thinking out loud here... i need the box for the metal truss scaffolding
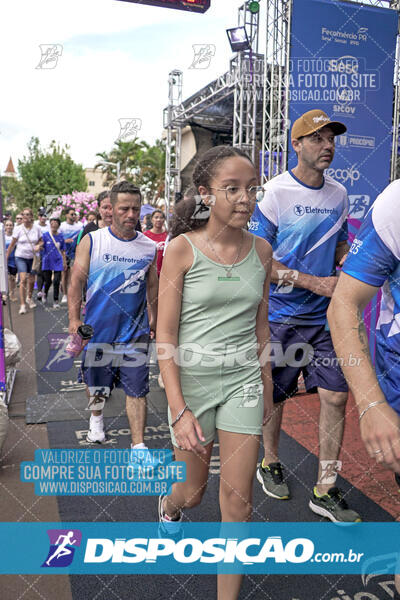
[164,70,183,218]
[163,2,264,211]
[261,0,292,184]
[164,0,400,209]
[232,3,263,163]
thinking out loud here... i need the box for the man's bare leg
[126,395,146,446]
[262,402,284,464]
[316,388,347,494]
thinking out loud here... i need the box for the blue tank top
[85,227,156,344]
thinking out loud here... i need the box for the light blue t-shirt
[250,170,348,325]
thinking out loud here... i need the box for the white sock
[91,414,103,423]
[131,442,147,449]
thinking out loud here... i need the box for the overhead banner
[288,0,398,348]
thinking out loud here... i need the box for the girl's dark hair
[171,146,254,238]
[192,145,253,191]
[169,197,205,240]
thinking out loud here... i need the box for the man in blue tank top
[68,181,158,447]
[251,109,361,522]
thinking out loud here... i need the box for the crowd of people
[3,199,168,313]
[5,107,400,599]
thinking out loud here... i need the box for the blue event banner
[289,0,398,230]
[0,522,399,575]
[20,449,185,496]
[288,0,398,354]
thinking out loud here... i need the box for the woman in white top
[6,207,42,314]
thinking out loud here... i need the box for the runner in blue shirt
[328,179,400,482]
[251,109,360,522]
[59,207,82,304]
[41,216,66,308]
[328,179,400,597]
[4,219,17,301]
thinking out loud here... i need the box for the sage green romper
[168,233,267,446]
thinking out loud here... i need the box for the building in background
[84,167,108,196]
[3,157,16,179]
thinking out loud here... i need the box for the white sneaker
[19,304,27,315]
[86,417,106,443]
[26,297,37,309]
[53,302,60,309]
[61,295,68,304]
[41,294,47,304]
[37,291,42,300]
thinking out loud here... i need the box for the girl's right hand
[173,410,206,454]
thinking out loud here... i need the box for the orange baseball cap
[291,109,347,141]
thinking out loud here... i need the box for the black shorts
[8,266,17,277]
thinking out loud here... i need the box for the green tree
[18,137,87,211]
[95,138,166,202]
[95,139,145,184]
[1,177,26,214]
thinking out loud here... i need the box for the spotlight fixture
[226,26,251,52]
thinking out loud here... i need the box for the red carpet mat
[282,391,400,520]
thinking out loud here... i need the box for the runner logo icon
[42,529,82,568]
[103,253,112,263]
[294,205,305,216]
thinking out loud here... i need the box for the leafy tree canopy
[17,137,87,212]
[95,138,166,203]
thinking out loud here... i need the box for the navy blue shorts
[269,322,348,403]
[78,342,150,399]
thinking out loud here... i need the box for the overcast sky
[1,0,250,173]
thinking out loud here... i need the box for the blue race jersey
[85,227,156,345]
[343,179,400,359]
[250,170,348,325]
[59,221,82,259]
[5,235,16,268]
[41,232,65,271]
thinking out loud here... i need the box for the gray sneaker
[256,461,290,500]
[309,487,362,522]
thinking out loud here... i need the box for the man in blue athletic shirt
[68,181,158,448]
[251,109,361,522]
[59,207,82,304]
[328,180,400,595]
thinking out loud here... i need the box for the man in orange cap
[251,109,361,522]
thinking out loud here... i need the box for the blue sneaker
[128,446,162,480]
[158,493,183,540]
